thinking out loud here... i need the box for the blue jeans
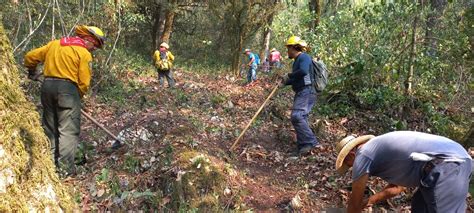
[270,61,281,71]
[247,64,257,83]
[291,86,318,149]
[411,160,472,212]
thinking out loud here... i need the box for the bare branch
[14,0,53,53]
[68,0,86,36]
[54,0,67,36]
[105,6,123,67]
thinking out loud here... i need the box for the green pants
[41,79,81,175]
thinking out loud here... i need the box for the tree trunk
[309,0,321,30]
[405,12,418,96]
[0,22,74,210]
[262,28,271,61]
[158,9,166,40]
[232,34,245,76]
[261,13,274,61]
[151,5,162,52]
[160,2,176,44]
[425,0,446,56]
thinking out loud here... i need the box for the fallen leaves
[72,69,417,212]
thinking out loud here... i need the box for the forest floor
[55,68,472,212]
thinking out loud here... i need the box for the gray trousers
[411,159,472,212]
[41,79,81,175]
[157,69,175,87]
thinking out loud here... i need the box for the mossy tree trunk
[0,23,75,210]
[160,0,177,44]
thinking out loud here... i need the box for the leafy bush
[275,2,471,136]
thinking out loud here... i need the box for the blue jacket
[285,52,312,92]
[248,53,258,66]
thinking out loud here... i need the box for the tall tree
[261,0,281,61]
[161,0,178,43]
[261,14,273,61]
[425,0,446,56]
[0,22,74,211]
[405,15,417,96]
[406,0,424,96]
[151,4,165,51]
[309,0,321,30]
[211,0,282,75]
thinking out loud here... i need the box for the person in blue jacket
[281,36,319,155]
[244,49,258,85]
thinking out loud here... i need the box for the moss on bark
[0,22,75,210]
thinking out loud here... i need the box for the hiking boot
[298,145,314,156]
[298,144,321,156]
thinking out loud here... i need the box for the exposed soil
[49,68,472,212]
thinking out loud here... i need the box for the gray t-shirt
[352,131,471,187]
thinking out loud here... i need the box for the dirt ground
[56,68,472,212]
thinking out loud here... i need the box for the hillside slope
[30,67,471,211]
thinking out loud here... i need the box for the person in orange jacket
[24,25,105,177]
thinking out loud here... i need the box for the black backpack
[310,58,328,92]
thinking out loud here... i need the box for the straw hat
[335,135,375,175]
[271,48,277,52]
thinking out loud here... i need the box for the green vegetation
[1,0,472,211]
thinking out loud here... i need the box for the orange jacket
[24,37,93,97]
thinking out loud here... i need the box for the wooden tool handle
[230,84,280,151]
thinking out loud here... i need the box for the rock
[96,189,105,197]
[0,168,15,193]
[309,181,318,188]
[289,194,302,210]
[137,128,152,142]
[270,151,284,162]
[287,156,299,162]
[117,127,153,143]
[0,145,5,158]
[226,100,234,109]
[224,188,232,196]
[142,161,151,170]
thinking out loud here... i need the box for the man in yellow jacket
[24,25,105,176]
[153,42,175,87]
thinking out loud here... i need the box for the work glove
[280,74,289,87]
[27,69,40,81]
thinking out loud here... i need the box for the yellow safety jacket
[24,37,93,97]
[153,50,174,71]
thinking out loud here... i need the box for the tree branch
[67,0,86,36]
[54,0,67,36]
[14,0,52,53]
[105,6,122,67]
